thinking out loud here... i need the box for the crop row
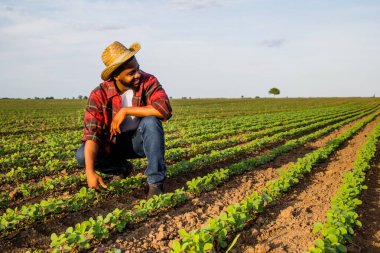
[0,103,324,152]
[165,104,379,149]
[0,114,83,135]
[0,107,333,170]
[0,109,358,207]
[0,131,82,168]
[47,111,379,252]
[174,103,373,139]
[3,101,377,157]
[1,108,371,234]
[308,121,380,253]
[0,108,315,166]
[0,175,147,235]
[163,106,373,165]
[2,105,369,212]
[2,104,371,187]
[2,102,368,164]
[1,100,378,138]
[166,108,376,178]
[169,112,379,252]
[0,173,87,209]
[0,158,78,184]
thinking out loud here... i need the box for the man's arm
[82,90,108,191]
[84,140,107,191]
[145,79,172,121]
[110,105,163,136]
[111,76,172,136]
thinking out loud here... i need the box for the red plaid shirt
[81,71,172,152]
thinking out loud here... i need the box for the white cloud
[0,0,380,98]
[169,0,228,10]
[259,39,286,48]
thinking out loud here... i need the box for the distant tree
[78,95,83,99]
[269,87,280,97]
[34,97,40,99]
[83,96,88,99]
[241,95,244,98]
[45,96,54,99]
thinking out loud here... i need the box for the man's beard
[120,79,139,90]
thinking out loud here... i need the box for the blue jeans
[75,116,167,185]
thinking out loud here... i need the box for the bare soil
[349,142,380,253]
[230,118,379,253]
[0,116,378,252]
[101,117,378,252]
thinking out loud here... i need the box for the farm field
[0,97,379,253]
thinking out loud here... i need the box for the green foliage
[170,111,379,252]
[308,121,380,253]
[269,87,280,96]
[49,189,189,252]
[1,99,379,251]
[45,109,379,252]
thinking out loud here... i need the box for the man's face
[114,57,141,90]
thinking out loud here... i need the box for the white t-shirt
[119,89,141,132]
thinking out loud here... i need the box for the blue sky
[0,0,379,98]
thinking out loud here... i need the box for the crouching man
[75,41,172,199]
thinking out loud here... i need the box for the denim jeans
[75,116,167,185]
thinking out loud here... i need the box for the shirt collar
[104,80,119,99]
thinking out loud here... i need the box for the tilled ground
[0,116,379,252]
[102,117,378,252]
[349,142,380,253]
[230,117,379,253]
[0,130,303,251]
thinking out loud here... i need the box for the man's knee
[140,116,163,132]
[74,143,85,167]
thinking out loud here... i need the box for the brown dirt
[0,121,315,211]
[230,118,379,253]
[0,170,87,212]
[101,117,378,252]
[0,128,302,251]
[0,120,302,194]
[349,142,380,253]
[0,115,376,252]
[0,193,146,252]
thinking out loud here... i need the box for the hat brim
[101,42,141,81]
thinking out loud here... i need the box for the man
[75,41,172,199]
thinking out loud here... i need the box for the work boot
[147,184,164,199]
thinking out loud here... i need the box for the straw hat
[101,41,141,81]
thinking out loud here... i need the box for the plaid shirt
[81,70,172,152]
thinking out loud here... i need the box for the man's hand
[86,171,107,192]
[110,108,127,137]
[84,140,105,191]
[110,105,164,138]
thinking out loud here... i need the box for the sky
[0,0,379,98]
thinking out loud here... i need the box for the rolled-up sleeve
[82,92,105,143]
[146,80,172,121]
